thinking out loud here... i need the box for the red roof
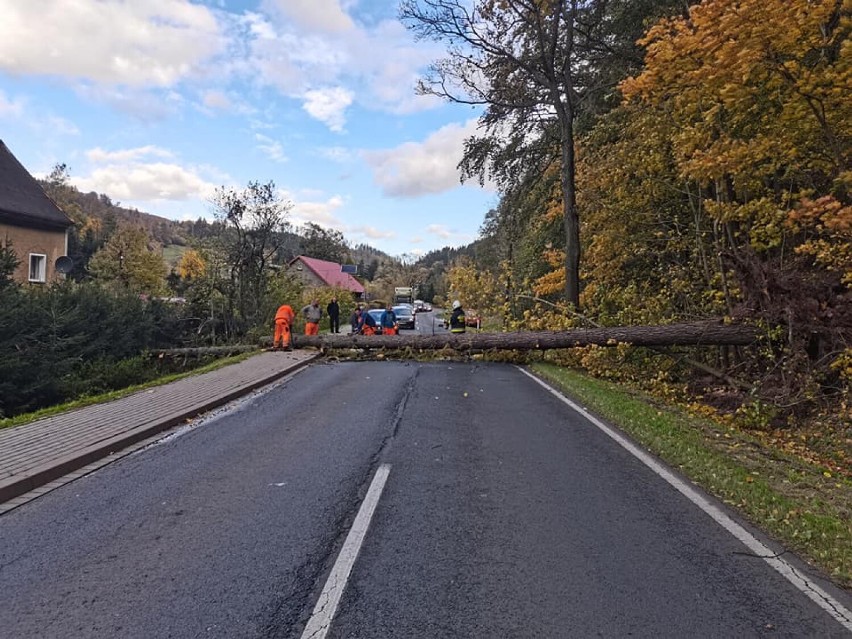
[292,256,365,294]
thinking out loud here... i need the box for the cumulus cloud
[243,7,442,118]
[0,1,225,88]
[73,146,218,202]
[290,194,345,228]
[302,87,353,132]
[364,119,484,197]
[264,0,355,33]
[74,163,217,201]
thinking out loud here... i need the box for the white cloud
[290,194,345,227]
[202,90,233,111]
[351,226,396,240]
[426,224,453,239]
[87,146,173,164]
[243,9,443,117]
[364,119,485,197]
[0,1,225,88]
[73,150,218,202]
[265,0,355,33]
[255,134,287,163]
[302,87,353,132]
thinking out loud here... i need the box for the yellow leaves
[177,248,206,280]
[445,261,501,318]
[532,267,565,297]
[787,196,852,281]
[624,0,850,184]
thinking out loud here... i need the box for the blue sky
[0,0,497,258]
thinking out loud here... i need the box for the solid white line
[300,463,392,639]
[518,367,852,633]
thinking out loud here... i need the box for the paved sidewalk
[0,350,318,510]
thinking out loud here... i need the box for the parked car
[435,313,447,329]
[392,305,416,330]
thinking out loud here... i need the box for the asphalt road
[1,362,849,638]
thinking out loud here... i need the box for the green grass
[530,362,852,589]
[161,244,188,268]
[0,350,260,430]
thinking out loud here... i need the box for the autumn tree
[88,227,167,294]
[177,248,206,280]
[402,0,695,308]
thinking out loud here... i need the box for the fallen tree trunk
[293,321,758,351]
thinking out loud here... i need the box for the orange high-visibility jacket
[275,304,295,324]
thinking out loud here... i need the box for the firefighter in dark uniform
[449,299,466,334]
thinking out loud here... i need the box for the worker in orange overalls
[380,304,398,335]
[357,307,378,335]
[273,303,295,350]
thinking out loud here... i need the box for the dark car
[392,305,416,330]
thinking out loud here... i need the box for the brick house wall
[1,221,69,284]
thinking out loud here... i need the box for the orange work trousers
[273,320,291,348]
[360,325,376,336]
[305,321,319,336]
[383,326,398,335]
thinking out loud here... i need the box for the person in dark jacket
[349,306,362,334]
[449,299,466,333]
[327,297,340,333]
[380,304,398,335]
[358,307,378,335]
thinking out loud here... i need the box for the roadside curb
[0,352,320,505]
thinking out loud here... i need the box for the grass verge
[0,350,260,431]
[530,362,852,591]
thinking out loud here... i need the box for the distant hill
[37,179,393,273]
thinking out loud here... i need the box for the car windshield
[367,310,384,322]
[393,306,413,317]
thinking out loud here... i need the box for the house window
[28,253,46,283]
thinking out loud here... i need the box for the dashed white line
[301,463,391,639]
[518,367,852,633]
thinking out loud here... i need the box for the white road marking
[519,367,852,633]
[300,463,392,639]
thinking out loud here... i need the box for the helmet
[452,300,461,309]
